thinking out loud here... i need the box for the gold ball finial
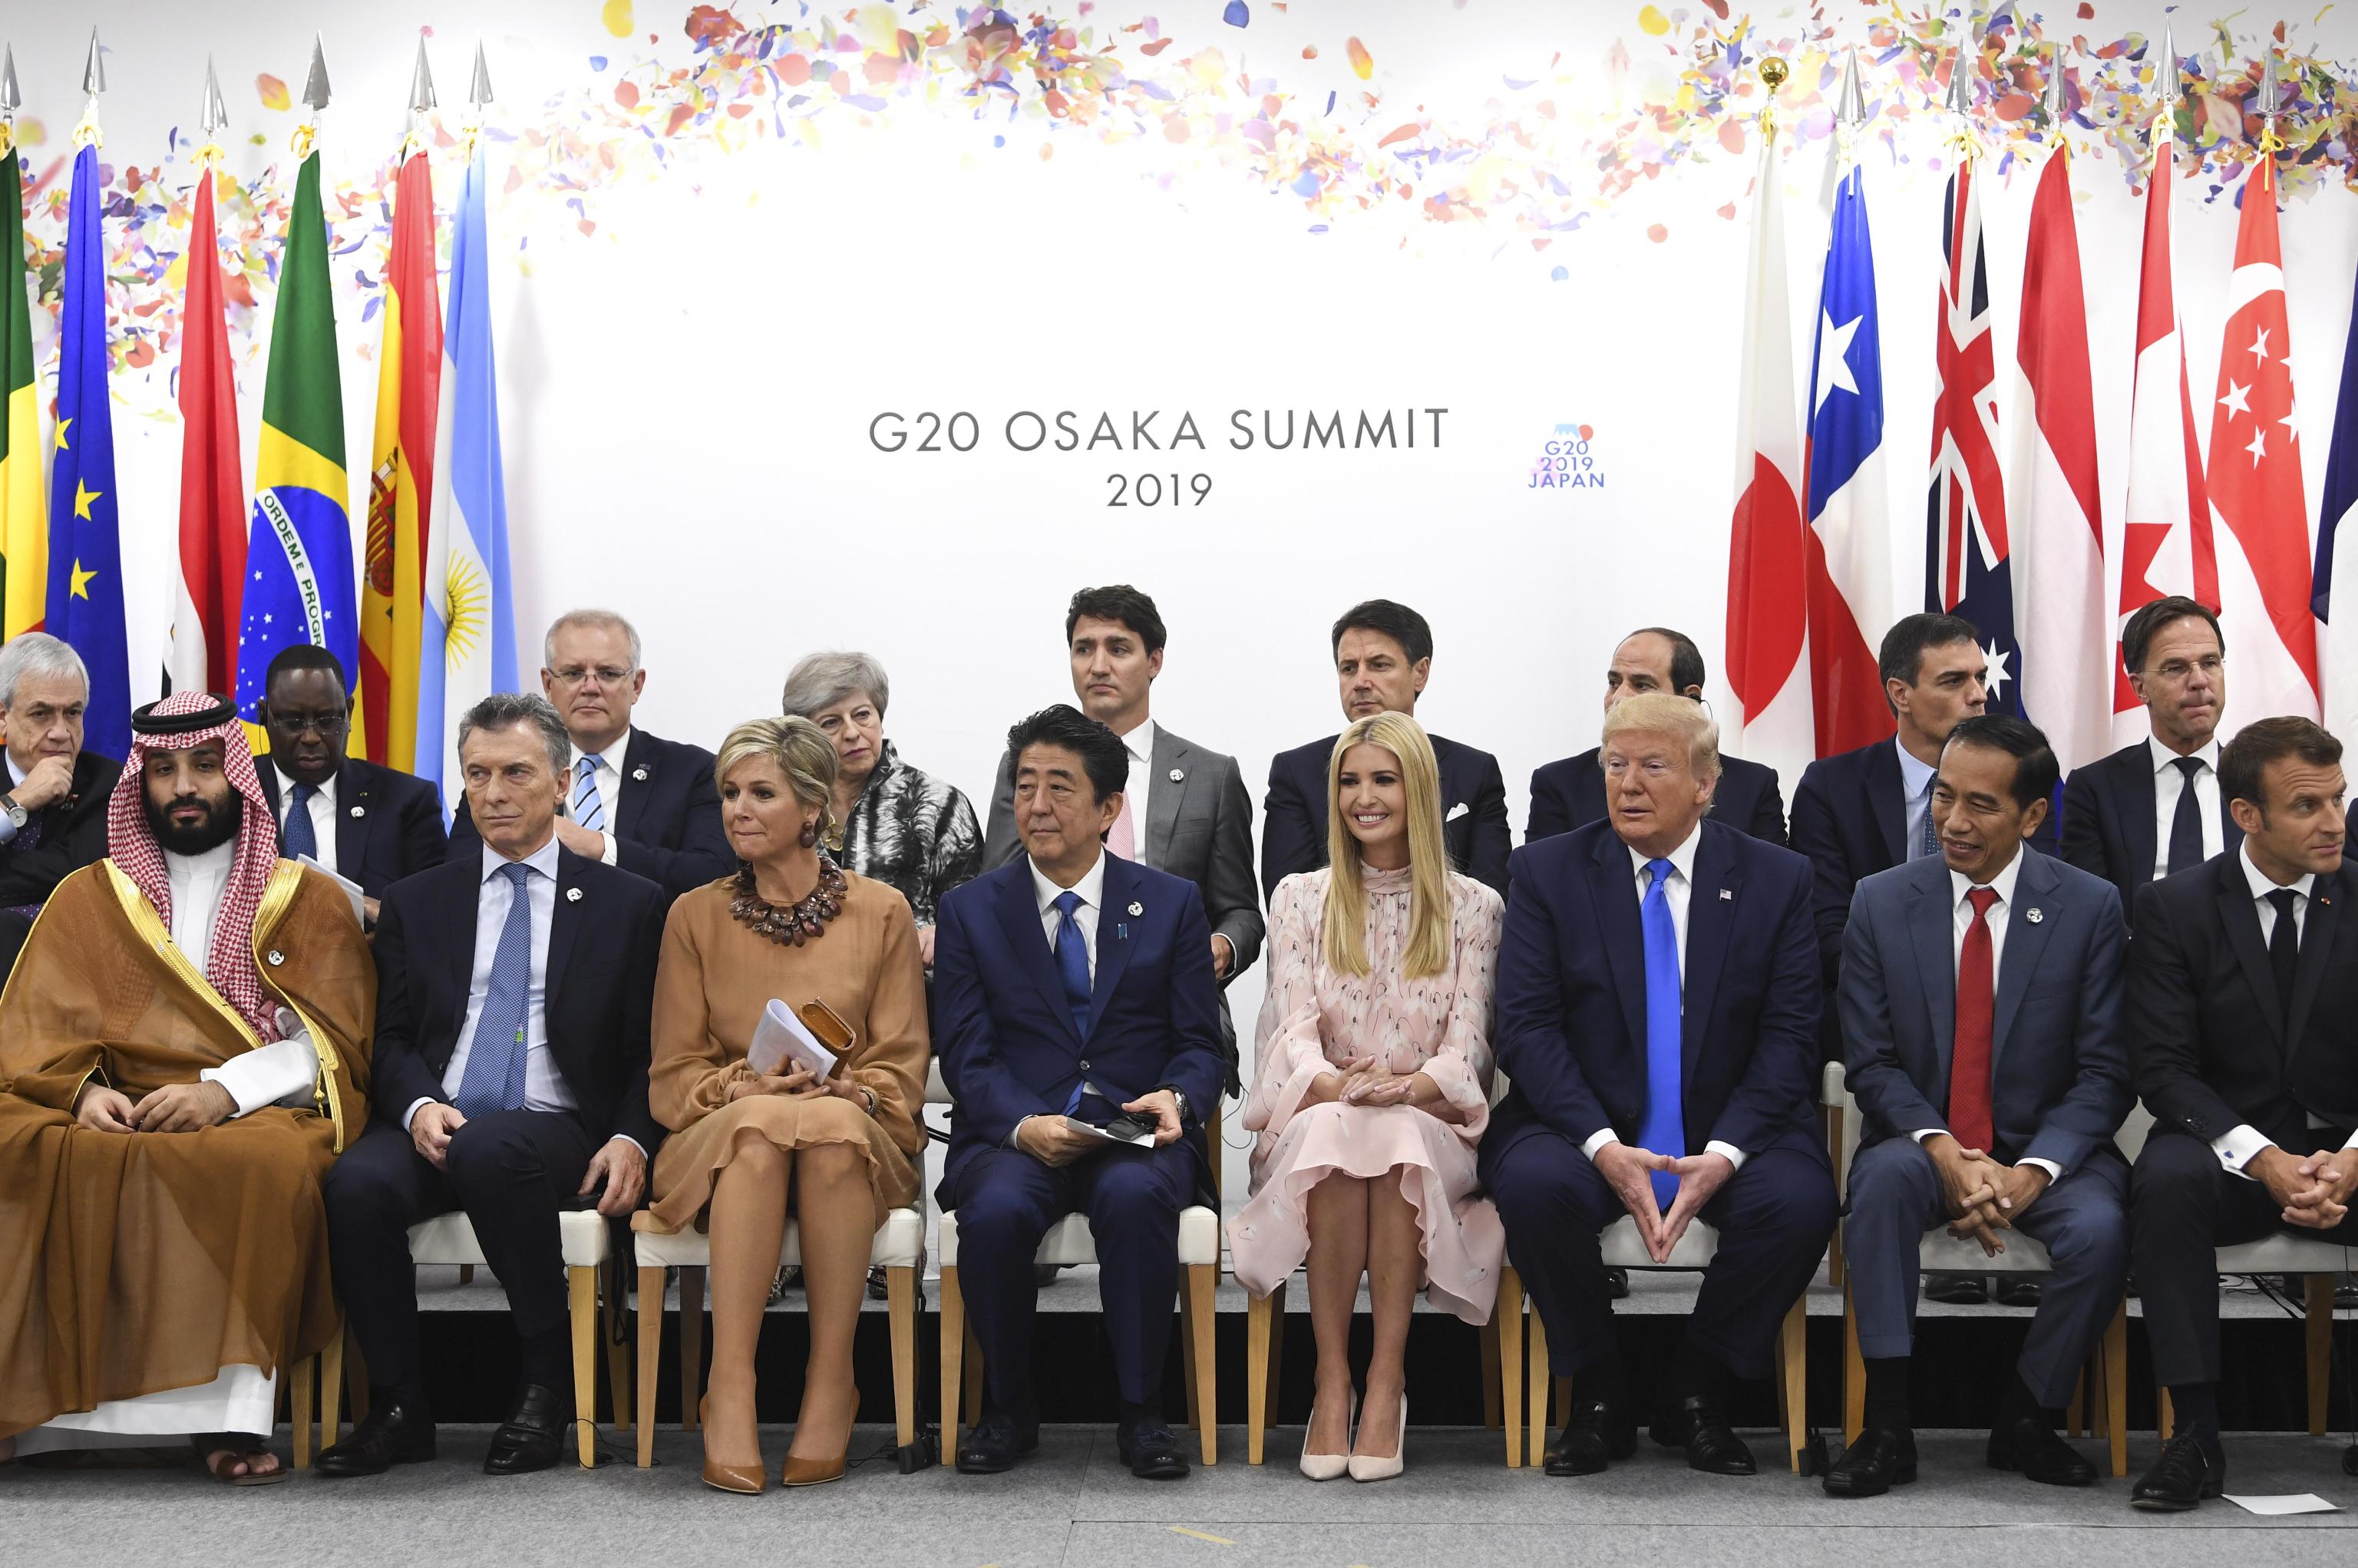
[1761,54,1789,91]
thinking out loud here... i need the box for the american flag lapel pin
[1719,889,1732,900]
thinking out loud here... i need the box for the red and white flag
[1723,131,1811,777]
[2009,147,2109,772]
[2115,124,2217,740]
[2205,158,2320,726]
[167,161,246,698]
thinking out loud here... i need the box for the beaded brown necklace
[728,853,848,946]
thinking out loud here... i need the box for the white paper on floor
[2222,1494,2341,1516]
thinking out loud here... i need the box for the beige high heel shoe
[1300,1388,1356,1481]
[699,1398,766,1495]
[1347,1393,1406,1483]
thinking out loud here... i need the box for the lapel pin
[1128,901,1144,916]
[2025,908,2043,924]
[266,949,285,966]
[1168,767,1184,783]
[566,886,583,903]
[632,765,649,781]
[1719,889,1732,900]
[350,804,365,818]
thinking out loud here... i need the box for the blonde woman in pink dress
[1228,712,1504,1482]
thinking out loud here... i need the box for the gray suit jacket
[1835,847,2130,1174]
[984,722,1264,1084]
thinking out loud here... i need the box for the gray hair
[0,633,91,711]
[543,609,642,673]
[781,650,891,721]
[457,692,572,777]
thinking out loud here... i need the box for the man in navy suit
[1826,715,2130,1497]
[935,705,1225,1481]
[1527,626,1785,846]
[1481,692,1836,1477]
[254,645,447,926]
[449,609,730,901]
[1262,598,1511,899]
[2059,596,2237,919]
[317,693,666,1481]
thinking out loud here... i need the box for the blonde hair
[713,715,841,844]
[1320,712,1453,979]
[1600,690,1722,785]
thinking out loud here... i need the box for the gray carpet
[3,1429,2349,1565]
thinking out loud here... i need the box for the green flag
[1,134,43,639]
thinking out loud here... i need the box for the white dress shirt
[174,837,322,1116]
[2211,843,2356,1177]
[567,726,632,866]
[1112,718,1156,857]
[270,761,339,876]
[1031,849,1108,981]
[1901,851,2062,1178]
[0,752,25,844]
[2148,736,2224,881]
[1897,738,1938,861]
[1580,823,1748,1169]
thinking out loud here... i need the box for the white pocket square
[1446,802,1470,822]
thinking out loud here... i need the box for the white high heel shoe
[1300,1390,1356,1481]
[1348,1393,1406,1483]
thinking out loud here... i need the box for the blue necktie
[454,863,535,1117]
[1636,857,1686,1210]
[573,755,606,833]
[280,781,319,862]
[1914,774,1939,860]
[1052,890,1093,1112]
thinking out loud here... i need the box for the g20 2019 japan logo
[1529,423,1603,491]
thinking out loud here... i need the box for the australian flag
[1924,160,2017,716]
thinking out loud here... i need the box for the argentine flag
[417,146,517,804]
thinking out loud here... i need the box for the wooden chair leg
[320,1328,345,1451]
[938,1263,964,1467]
[1187,1263,1217,1465]
[289,1356,315,1471]
[602,1272,632,1433]
[678,1266,705,1433]
[1481,1315,1504,1430]
[1498,1268,1524,1469]
[569,1266,598,1468]
[1778,1296,1808,1474]
[1181,1276,1203,1435]
[888,1266,917,1450]
[458,1265,475,1286]
[2103,1300,2128,1478]
[2157,1385,2174,1442]
[1246,1287,1274,1465]
[2307,1274,2334,1436]
[635,1266,663,1469]
[1841,1278,1864,1445]
[1526,1297,1551,1467]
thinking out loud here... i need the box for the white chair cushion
[938,1205,1219,1269]
[630,1205,924,1270]
[1598,1214,1719,1269]
[409,1210,609,1269]
[1914,1228,2054,1275]
[2216,1233,2355,1273]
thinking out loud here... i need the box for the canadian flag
[2205,157,2320,726]
[2114,121,2218,743]
[1723,130,1811,778]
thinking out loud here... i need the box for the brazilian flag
[0,131,41,640]
[234,147,355,730]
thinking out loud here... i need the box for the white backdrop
[11,2,2358,1188]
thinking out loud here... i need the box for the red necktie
[1949,886,1998,1154]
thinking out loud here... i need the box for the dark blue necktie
[2166,757,2206,875]
[1052,890,1095,1115]
[1636,857,1686,1209]
[1914,774,1939,860]
[454,863,535,1117]
[280,782,319,861]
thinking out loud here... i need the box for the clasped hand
[1593,1141,1735,1263]
[2253,1146,2356,1229]
[1015,1089,1184,1167]
[1310,1055,1439,1111]
[726,1063,867,1106]
[75,1081,236,1134]
[1925,1135,2049,1256]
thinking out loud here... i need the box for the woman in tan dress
[648,717,927,1494]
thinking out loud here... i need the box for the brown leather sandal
[190,1434,289,1486]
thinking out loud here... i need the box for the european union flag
[46,143,130,760]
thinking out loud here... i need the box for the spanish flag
[358,138,440,767]
[233,147,358,739]
[0,130,41,641]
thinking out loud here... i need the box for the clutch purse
[798,998,856,1071]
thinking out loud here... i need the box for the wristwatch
[0,793,25,834]
[1156,1085,1192,1127]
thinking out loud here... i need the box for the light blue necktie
[279,782,319,862]
[573,754,606,833]
[1636,857,1686,1210]
[453,863,535,1117]
[1052,890,1093,1114]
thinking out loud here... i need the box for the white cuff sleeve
[401,1096,439,1134]
[2019,1157,2065,1181]
[599,830,619,866]
[2212,1124,2275,1179]
[200,1031,322,1117]
[1580,1129,1617,1160]
[1910,1127,1947,1144]
[0,813,18,846]
[1702,1139,1748,1172]
[609,1134,647,1159]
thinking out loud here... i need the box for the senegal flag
[0,132,42,639]
[234,147,357,738]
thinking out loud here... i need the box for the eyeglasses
[549,665,637,688]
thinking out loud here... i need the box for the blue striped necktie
[279,782,319,861]
[454,862,535,1117]
[573,754,606,833]
[1636,857,1686,1209]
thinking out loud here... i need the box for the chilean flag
[2205,157,2320,726]
[1723,130,1811,777]
[1802,165,1897,756]
[1924,159,2018,715]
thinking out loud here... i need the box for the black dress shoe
[1821,1427,1916,1497]
[2131,1432,2224,1511]
[483,1384,567,1475]
[1605,1268,1630,1300]
[1924,1276,1988,1305]
[1993,1278,2043,1308]
[1116,1421,1191,1480]
[955,1416,1040,1474]
[1986,1413,2097,1486]
[1543,1396,1638,1476]
[1650,1394,1757,1475]
[312,1397,437,1478]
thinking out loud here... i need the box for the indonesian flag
[2204,157,2320,726]
[2115,123,2217,741]
[1722,130,1811,777]
[167,162,246,698]
[2008,147,2109,772]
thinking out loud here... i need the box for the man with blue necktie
[933,705,1225,1481]
[1483,692,1835,1477]
[316,693,667,1480]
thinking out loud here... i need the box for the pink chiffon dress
[1226,863,1505,1322]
